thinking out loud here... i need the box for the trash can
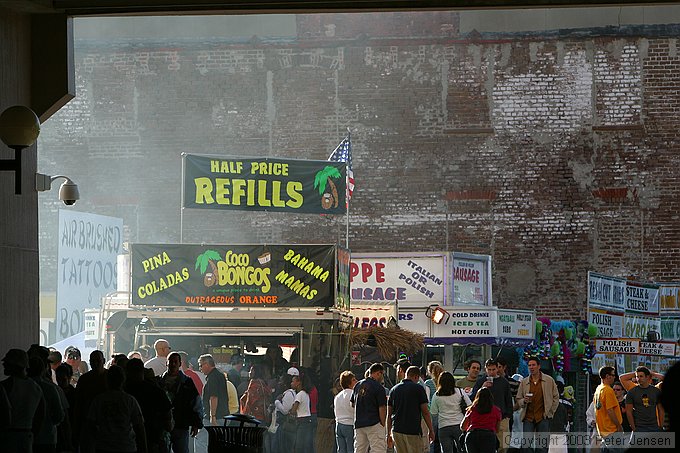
[205,414,267,453]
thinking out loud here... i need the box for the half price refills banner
[183,154,347,214]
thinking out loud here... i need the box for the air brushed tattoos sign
[56,210,123,341]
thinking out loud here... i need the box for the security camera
[36,173,80,205]
[58,179,80,205]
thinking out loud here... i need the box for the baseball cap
[511,373,523,382]
[394,358,411,370]
[287,367,300,376]
[65,346,81,359]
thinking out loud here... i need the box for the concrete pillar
[0,9,73,354]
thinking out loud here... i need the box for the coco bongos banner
[131,243,337,308]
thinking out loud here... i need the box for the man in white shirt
[145,339,171,376]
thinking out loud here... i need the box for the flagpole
[346,128,351,250]
[180,152,186,244]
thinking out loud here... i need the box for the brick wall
[38,13,680,319]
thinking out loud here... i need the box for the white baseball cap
[287,367,300,376]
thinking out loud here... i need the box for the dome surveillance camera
[36,173,80,205]
[58,179,79,206]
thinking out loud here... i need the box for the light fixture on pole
[36,173,80,205]
[0,106,41,194]
[426,304,450,325]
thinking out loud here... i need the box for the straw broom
[346,326,424,360]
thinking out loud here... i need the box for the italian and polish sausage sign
[131,243,337,307]
[350,254,446,306]
[183,154,347,214]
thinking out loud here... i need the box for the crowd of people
[1,342,678,453]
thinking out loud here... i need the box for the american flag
[328,135,354,203]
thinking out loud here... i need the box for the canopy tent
[48,331,97,360]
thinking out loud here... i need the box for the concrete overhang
[2,0,678,16]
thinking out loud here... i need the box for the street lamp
[0,106,41,194]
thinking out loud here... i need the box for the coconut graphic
[314,166,341,210]
[204,272,216,287]
[195,250,223,287]
[321,193,333,209]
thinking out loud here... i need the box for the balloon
[550,341,561,357]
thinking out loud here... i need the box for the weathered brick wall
[38,13,680,319]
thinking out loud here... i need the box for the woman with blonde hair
[425,361,445,453]
[430,372,471,453]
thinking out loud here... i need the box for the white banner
[497,309,535,339]
[431,307,497,338]
[83,309,100,342]
[350,254,446,306]
[625,280,660,315]
[638,341,677,357]
[396,307,431,335]
[623,314,661,340]
[594,338,640,354]
[588,272,626,312]
[453,256,488,305]
[594,338,676,356]
[349,302,396,329]
[589,308,624,338]
[56,210,124,341]
[659,284,680,314]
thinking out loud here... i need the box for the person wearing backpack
[430,372,471,453]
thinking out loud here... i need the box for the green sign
[131,243,338,308]
[183,154,347,214]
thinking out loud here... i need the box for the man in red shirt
[179,351,204,395]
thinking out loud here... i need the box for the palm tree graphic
[314,166,341,209]
[195,250,222,287]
